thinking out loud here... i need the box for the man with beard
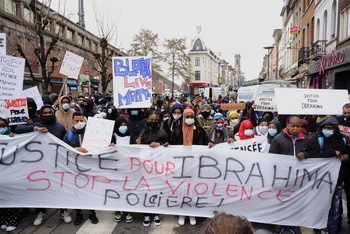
[15,104,71,226]
[336,103,350,232]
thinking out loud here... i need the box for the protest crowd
[1,90,350,234]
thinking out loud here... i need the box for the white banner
[112,56,152,108]
[59,51,84,79]
[0,55,25,117]
[275,88,349,115]
[0,133,340,229]
[0,33,6,55]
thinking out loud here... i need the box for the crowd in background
[0,91,350,234]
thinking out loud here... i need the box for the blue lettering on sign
[118,88,151,107]
[114,58,152,78]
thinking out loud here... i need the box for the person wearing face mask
[307,116,348,234]
[233,119,255,141]
[169,108,207,226]
[55,96,75,132]
[336,103,350,232]
[62,111,98,226]
[136,110,168,227]
[208,113,231,148]
[15,105,71,226]
[126,108,146,144]
[81,98,98,118]
[162,103,184,140]
[267,119,282,144]
[196,104,214,128]
[254,118,269,137]
[26,97,41,123]
[105,102,119,120]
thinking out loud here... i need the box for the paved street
[2,199,348,234]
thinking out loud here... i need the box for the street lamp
[263,46,274,81]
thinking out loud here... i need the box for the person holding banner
[234,119,255,141]
[62,111,99,225]
[169,108,207,226]
[266,119,282,144]
[163,103,184,141]
[126,108,147,144]
[136,110,168,227]
[308,116,348,234]
[253,118,269,137]
[268,116,310,234]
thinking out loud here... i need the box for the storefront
[308,46,350,92]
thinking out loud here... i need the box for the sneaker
[89,211,99,224]
[289,226,302,234]
[1,225,6,230]
[6,226,16,232]
[114,211,122,222]
[60,210,72,223]
[272,225,284,234]
[153,215,161,226]
[178,216,185,226]
[189,216,196,226]
[143,215,151,227]
[33,212,45,226]
[125,213,133,223]
[74,213,83,226]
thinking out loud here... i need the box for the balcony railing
[309,40,327,60]
[298,47,309,63]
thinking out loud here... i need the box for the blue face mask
[0,127,8,135]
[119,126,128,134]
[268,128,278,137]
[185,118,195,126]
[62,103,70,111]
[130,110,139,116]
[231,119,239,125]
[215,124,224,131]
[244,129,253,136]
[322,129,334,138]
[108,109,112,114]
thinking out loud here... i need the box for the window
[77,34,83,45]
[323,10,328,41]
[4,0,16,15]
[23,7,34,23]
[85,38,90,48]
[66,29,73,40]
[340,7,350,40]
[195,71,200,80]
[91,42,97,52]
[195,57,200,66]
[316,19,320,40]
[331,0,337,39]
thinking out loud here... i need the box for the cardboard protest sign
[81,117,115,150]
[59,51,84,79]
[4,97,28,125]
[220,103,246,110]
[275,88,348,115]
[0,133,340,229]
[112,56,152,108]
[0,55,25,117]
[22,86,44,110]
[0,33,6,55]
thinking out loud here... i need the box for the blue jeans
[328,185,342,234]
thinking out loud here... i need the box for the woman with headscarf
[169,108,207,226]
[162,103,184,140]
[254,117,269,137]
[234,119,255,141]
[267,119,282,144]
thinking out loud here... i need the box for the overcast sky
[53,0,284,81]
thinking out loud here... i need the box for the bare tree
[127,28,163,72]
[163,38,192,97]
[8,0,65,94]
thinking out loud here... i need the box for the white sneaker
[1,225,6,230]
[61,210,72,223]
[33,212,45,226]
[178,216,185,226]
[6,226,16,232]
[189,216,196,226]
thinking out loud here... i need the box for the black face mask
[147,122,158,129]
[201,111,210,118]
[41,115,55,123]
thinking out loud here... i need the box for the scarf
[182,109,195,146]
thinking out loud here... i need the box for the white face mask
[258,126,268,134]
[74,122,86,130]
[100,112,107,118]
[185,118,195,126]
[172,113,182,120]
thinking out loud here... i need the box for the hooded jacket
[55,95,75,132]
[82,98,98,118]
[163,103,184,138]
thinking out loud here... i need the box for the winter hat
[229,111,239,119]
[213,113,224,122]
[200,104,211,111]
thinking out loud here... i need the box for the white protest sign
[112,56,152,108]
[254,85,278,112]
[275,88,349,115]
[0,55,25,117]
[0,33,6,55]
[237,85,259,103]
[0,132,339,229]
[59,51,84,79]
[22,86,44,110]
[81,117,115,150]
[4,97,28,125]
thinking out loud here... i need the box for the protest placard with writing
[0,55,25,117]
[3,97,28,125]
[81,117,115,150]
[59,51,84,79]
[22,86,44,110]
[112,56,152,108]
[0,33,6,55]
